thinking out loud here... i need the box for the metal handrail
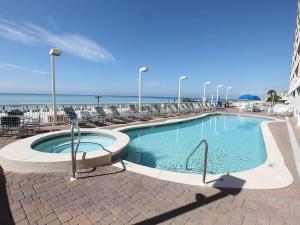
[185,139,208,183]
[70,121,81,181]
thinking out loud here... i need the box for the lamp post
[225,86,232,102]
[138,66,149,118]
[203,81,211,102]
[216,84,223,103]
[49,48,62,125]
[178,75,188,109]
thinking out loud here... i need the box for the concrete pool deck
[0,109,300,224]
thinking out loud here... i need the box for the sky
[0,0,297,99]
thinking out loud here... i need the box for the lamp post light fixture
[203,81,211,102]
[138,66,149,119]
[225,86,232,102]
[49,48,62,125]
[178,75,188,109]
[216,84,223,103]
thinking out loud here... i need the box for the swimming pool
[32,133,116,153]
[122,114,270,174]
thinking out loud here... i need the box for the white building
[288,0,300,110]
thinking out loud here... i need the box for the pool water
[122,115,270,174]
[32,133,115,153]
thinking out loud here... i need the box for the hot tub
[0,128,129,173]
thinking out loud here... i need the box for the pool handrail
[70,121,81,181]
[185,139,208,184]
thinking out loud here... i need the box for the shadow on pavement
[134,174,245,225]
[0,165,14,225]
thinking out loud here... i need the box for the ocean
[0,93,179,105]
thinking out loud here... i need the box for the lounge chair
[205,102,213,111]
[193,103,203,113]
[198,102,207,112]
[185,103,197,113]
[81,110,103,124]
[142,105,159,117]
[152,104,169,117]
[176,103,190,114]
[109,105,129,122]
[24,115,41,134]
[118,104,140,120]
[252,105,263,112]
[169,104,182,116]
[1,116,22,137]
[8,109,24,116]
[95,106,112,124]
[128,104,152,120]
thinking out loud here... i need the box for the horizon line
[0,92,185,99]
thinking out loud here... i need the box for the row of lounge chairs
[0,114,41,137]
[68,103,216,125]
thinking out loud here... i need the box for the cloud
[0,18,115,62]
[0,62,50,75]
[144,81,160,87]
[0,19,39,44]
[32,70,51,75]
[0,62,27,70]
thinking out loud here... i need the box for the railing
[70,121,81,181]
[0,102,207,124]
[186,139,208,184]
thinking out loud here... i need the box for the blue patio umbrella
[239,94,261,101]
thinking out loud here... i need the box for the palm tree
[267,89,276,97]
[267,90,276,104]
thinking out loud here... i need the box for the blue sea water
[0,93,178,105]
[122,114,269,174]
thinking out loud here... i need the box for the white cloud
[0,19,39,44]
[0,62,27,70]
[144,81,160,87]
[0,62,50,75]
[32,70,51,75]
[0,18,115,62]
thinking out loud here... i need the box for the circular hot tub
[32,132,116,153]
[0,128,129,173]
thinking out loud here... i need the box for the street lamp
[225,86,232,102]
[216,84,223,103]
[178,75,188,109]
[49,48,62,125]
[138,66,149,118]
[203,81,211,102]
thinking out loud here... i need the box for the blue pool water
[32,133,115,153]
[122,115,270,174]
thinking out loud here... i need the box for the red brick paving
[0,110,299,225]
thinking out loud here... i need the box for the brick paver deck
[0,111,300,225]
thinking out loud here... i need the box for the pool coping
[113,113,293,189]
[0,128,129,172]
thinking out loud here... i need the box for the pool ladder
[185,139,208,184]
[70,121,81,181]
